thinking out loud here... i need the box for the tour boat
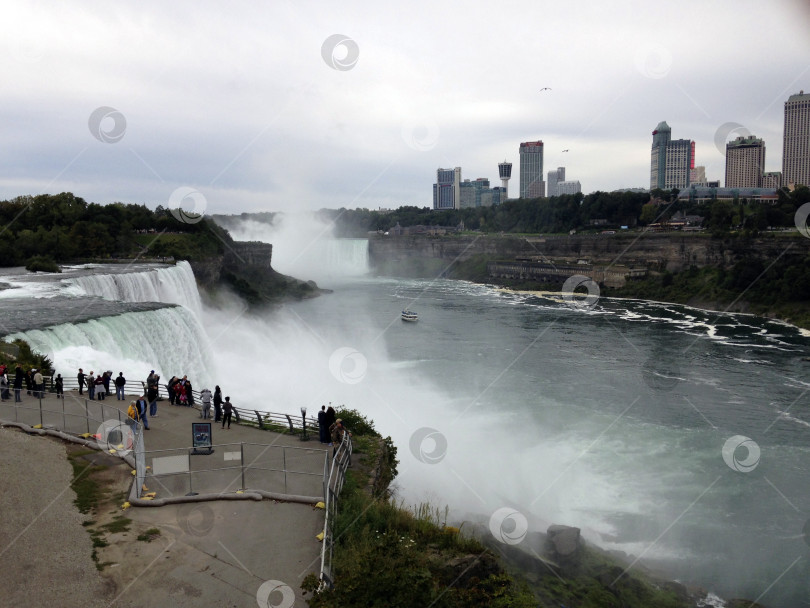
[401,310,418,322]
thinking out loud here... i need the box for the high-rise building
[783,90,810,187]
[650,121,693,190]
[725,135,765,188]
[519,141,545,198]
[498,162,512,198]
[433,167,461,210]
[690,166,707,185]
[762,171,782,189]
[557,180,581,195]
[547,166,565,198]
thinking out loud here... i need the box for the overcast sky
[2,1,809,215]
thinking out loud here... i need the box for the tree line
[0,192,229,267]
[321,186,810,237]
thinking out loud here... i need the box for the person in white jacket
[199,387,213,419]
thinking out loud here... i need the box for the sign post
[191,422,213,455]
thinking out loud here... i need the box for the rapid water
[2,223,809,605]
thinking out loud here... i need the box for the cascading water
[7,306,214,388]
[65,261,202,316]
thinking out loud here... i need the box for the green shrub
[25,255,61,273]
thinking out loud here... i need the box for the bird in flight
[562,149,569,152]
[540,87,551,91]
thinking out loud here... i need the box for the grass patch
[67,451,107,514]
[100,515,132,534]
[137,528,161,542]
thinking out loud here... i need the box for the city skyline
[1,2,809,214]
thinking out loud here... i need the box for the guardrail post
[254,411,264,429]
[39,395,43,427]
[283,446,287,494]
[85,399,90,435]
[240,442,246,491]
[62,396,66,430]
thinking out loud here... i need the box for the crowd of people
[2,362,351,458]
[0,364,59,401]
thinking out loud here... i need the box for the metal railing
[0,392,144,470]
[139,441,328,501]
[319,431,353,589]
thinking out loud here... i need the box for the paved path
[0,390,329,607]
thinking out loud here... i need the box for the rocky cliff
[368,233,809,274]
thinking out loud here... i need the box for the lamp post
[300,406,309,441]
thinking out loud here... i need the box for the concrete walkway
[0,390,329,607]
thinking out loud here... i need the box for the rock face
[368,233,809,274]
[188,241,273,288]
[546,524,581,568]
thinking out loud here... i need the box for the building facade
[725,135,765,188]
[547,166,565,198]
[650,121,693,190]
[557,180,582,195]
[433,167,462,210]
[519,141,545,198]
[783,90,810,187]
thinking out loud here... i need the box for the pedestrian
[324,404,336,444]
[318,405,328,443]
[199,387,212,419]
[0,366,9,401]
[94,374,106,400]
[148,375,159,417]
[13,364,23,402]
[77,368,85,395]
[186,378,195,406]
[136,394,149,430]
[221,396,233,429]
[213,385,222,422]
[87,371,96,400]
[25,368,33,396]
[102,371,112,397]
[115,372,126,400]
[167,376,178,405]
[55,374,64,398]
[33,368,44,399]
[329,419,352,464]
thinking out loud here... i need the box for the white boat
[401,310,418,322]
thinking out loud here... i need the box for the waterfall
[8,306,214,388]
[66,261,202,316]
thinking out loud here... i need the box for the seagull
[540,87,551,91]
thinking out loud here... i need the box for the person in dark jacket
[115,372,126,400]
[55,374,64,398]
[77,368,85,395]
[25,369,33,395]
[324,405,337,443]
[13,364,23,402]
[167,376,178,405]
[318,405,328,443]
[221,396,233,429]
[102,371,112,396]
[213,386,223,422]
[186,379,195,406]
